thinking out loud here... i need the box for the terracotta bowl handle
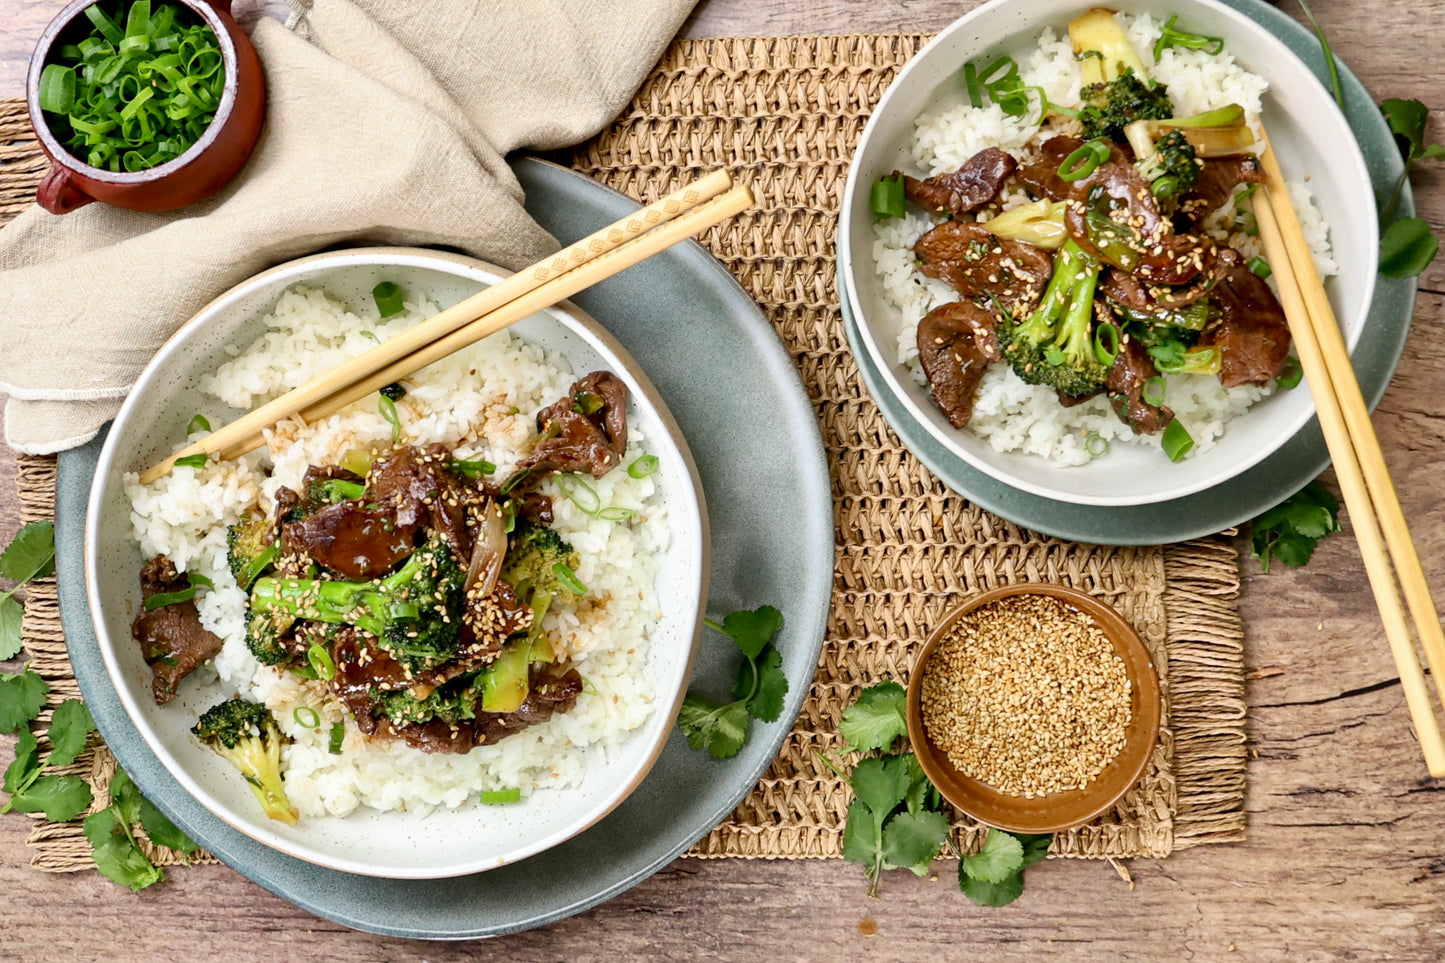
[36,165,94,215]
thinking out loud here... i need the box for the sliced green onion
[379,382,406,401]
[963,61,983,108]
[187,414,211,435]
[174,453,208,469]
[85,5,124,44]
[1234,183,1260,236]
[499,469,530,495]
[481,788,522,805]
[1276,356,1304,390]
[1248,256,1272,279]
[378,395,402,442]
[293,706,321,729]
[977,56,1017,90]
[359,330,379,342]
[552,563,588,596]
[290,664,319,681]
[143,572,213,611]
[38,64,76,113]
[450,457,496,478]
[1093,322,1120,366]
[556,473,603,515]
[871,173,905,219]
[125,1,152,38]
[572,389,605,415]
[1142,375,1167,407]
[1085,432,1109,456]
[1058,139,1111,182]
[328,722,345,754]
[306,642,336,682]
[373,281,405,317]
[596,506,638,522]
[1162,419,1194,462]
[1153,15,1224,60]
[627,454,659,479]
[387,601,420,620]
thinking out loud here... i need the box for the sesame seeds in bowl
[905,583,1161,834]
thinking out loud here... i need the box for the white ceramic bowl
[85,248,709,878]
[838,0,1376,507]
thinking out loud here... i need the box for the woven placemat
[1,33,1247,874]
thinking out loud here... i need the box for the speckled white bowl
[838,0,1376,507]
[85,248,709,878]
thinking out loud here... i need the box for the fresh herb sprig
[676,605,787,758]
[0,521,56,660]
[85,768,198,891]
[1250,480,1341,571]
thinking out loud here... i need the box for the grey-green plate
[55,157,833,938]
[839,0,1417,545]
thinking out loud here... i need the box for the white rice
[125,285,667,818]
[877,13,1335,465]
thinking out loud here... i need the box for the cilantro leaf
[745,645,787,723]
[962,829,1026,883]
[881,808,950,875]
[849,754,914,818]
[960,868,1026,907]
[676,693,749,759]
[109,769,144,827]
[0,597,23,661]
[84,809,164,891]
[8,775,93,821]
[838,681,909,754]
[3,728,41,795]
[47,698,95,768]
[0,521,55,584]
[139,796,199,854]
[707,605,783,660]
[1380,98,1443,164]
[841,796,884,894]
[1018,833,1053,869]
[0,667,49,733]
[1251,481,1341,572]
[1380,217,1440,279]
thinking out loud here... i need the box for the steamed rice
[876,12,1336,466]
[125,285,667,818]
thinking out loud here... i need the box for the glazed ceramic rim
[838,0,1377,507]
[905,583,1162,834]
[26,0,241,183]
[84,246,710,878]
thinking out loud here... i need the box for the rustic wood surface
[2,1,1443,959]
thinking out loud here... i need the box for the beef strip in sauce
[916,300,1002,429]
[518,371,629,477]
[1106,338,1175,435]
[386,666,586,753]
[1178,154,1266,220]
[1015,135,1131,203]
[914,221,1053,317]
[900,147,1017,216]
[130,555,224,705]
[1198,249,1292,388]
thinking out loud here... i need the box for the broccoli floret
[998,240,1108,397]
[227,512,278,591]
[192,698,297,826]
[244,607,297,666]
[1078,71,1173,143]
[1135,129,1200,200]
[501,519,582,655]
[374,672,483,727]
[249,535,465,675]
[309,478,365,503]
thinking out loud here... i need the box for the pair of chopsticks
[139,169,752,486]
[1253,127,1445,777]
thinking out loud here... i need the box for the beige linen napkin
[0,0,696,453]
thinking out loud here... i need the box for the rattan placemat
[1,33,1246,874]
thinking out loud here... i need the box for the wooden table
[2,1,1443,958]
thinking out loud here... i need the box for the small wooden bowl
[905,583,1161,834]
[26,0,266,214]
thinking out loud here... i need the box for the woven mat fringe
[3,31,1247,875]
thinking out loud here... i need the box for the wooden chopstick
[213,183,754,460]
[1252,128,1445,776]
[138,169,737,485]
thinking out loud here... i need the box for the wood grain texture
[2,0,1444,958]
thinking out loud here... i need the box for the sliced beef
[518,371,629,478]
[130,555,224,706]
[1063,163,1169,270]
[900,147,1017,216]
[385,665,586,754]
[1016,135,1131,203]
[1106,339,1174,435]
[365,444,481,563]
[285,499,417,581]
[916,301,1001,429]
[1100,256,1224,314]
[914,220,1053,317]
[1179,154,1266,219]
[1199,249,1292,388]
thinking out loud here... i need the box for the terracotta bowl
[26,0,265,214]
[905,583,1161,834]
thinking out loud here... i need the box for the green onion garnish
[556,473,603,515]
[174,453,208,469]
[328,722,345,754]
[552,563,588,596]
[187,414,211,435]
[963,61,983,108]
[481,788,522,805]
[596,506,638,522]
[499,469,530,494]
[378,395,402,442]
[1162,419,1194,462]
[1093,322,1120,366]
[293,706,320,729]
[572,389,604,415]
[143,571,213,611]
[870,173,905,219]
[451,457,496,478]
[38,64,76,114]
[1058,139,1112,182]
[1142,375,1167,407]
[1248,256,1272,279]
[1153,15,1224,60]
[1234,184,1260,236]
[627,454,659,479]
[306,642,336,681]
[1085,432,1109,456]
[372,281,405,317]
[1276,356,1304,390]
